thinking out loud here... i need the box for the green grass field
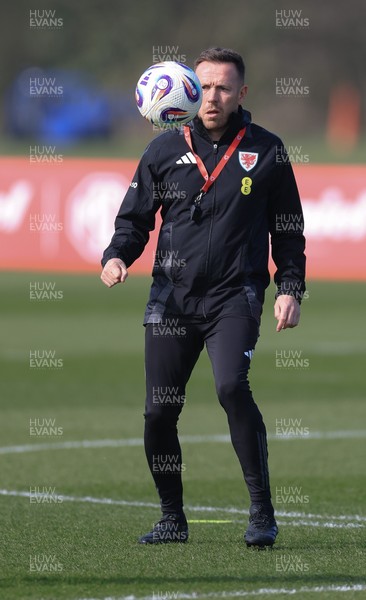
[1,273,365,600]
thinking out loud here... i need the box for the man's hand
[100,258,128,288]
[274,294,300,332]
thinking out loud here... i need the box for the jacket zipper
[202,142,218,319]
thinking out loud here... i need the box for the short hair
[194,47,245,83]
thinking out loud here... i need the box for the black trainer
[244,503,278,547]
[138,513,189,544]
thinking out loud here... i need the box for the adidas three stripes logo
[176,152,197,165]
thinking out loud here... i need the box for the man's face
[195,61,248,139]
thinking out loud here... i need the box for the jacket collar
[190,106,252,143]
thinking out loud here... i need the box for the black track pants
[144,316,271,514]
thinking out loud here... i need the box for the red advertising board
[0,157,365,279]
[292,165,366,280]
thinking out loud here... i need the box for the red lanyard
[183,125,246,193]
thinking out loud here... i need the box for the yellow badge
[241,176,252,195]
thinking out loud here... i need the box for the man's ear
[239,84,248,103]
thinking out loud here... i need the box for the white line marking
[77,583,366,600]
[0,490,364,528]
[1,430,365,455]
[0,438,145,455]
[275,519,363,529]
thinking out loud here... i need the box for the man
[101,48,306,547]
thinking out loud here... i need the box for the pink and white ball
[135,61,202,127]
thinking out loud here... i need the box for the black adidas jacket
[102,108,306,324]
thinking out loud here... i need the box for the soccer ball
[135,61,202,127]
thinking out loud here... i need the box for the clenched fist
[101,258,128,288]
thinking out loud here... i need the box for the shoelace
[155,514,181,528]
[250,508,274,528]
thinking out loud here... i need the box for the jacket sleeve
[101,144,160,268]
[267,143,306,303]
